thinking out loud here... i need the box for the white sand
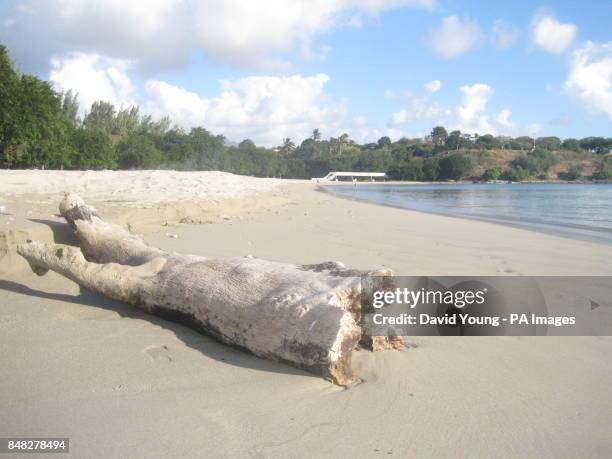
[0,170,286,205]
[1,172,611,458]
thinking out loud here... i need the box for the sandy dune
[0,170,286,205]
[1,171,611,458]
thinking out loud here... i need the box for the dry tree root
[17,194,400,385]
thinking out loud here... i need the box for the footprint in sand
[143,345,173,363]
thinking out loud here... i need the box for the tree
[438,153,474,180]
[330,135,350,155]
[422,157,440,180]
[496,136,512,149]
[61,90,80,126]
[535,136,562,150]
[387,158,422,180]
[482,166,502,181]
[14,74,76,168]
[312,128,321,142]
[445,130,465,150]
[0,44,23,166]
[239,139,256,150]
[593,156,612,180]
[476,134,500,150]
[189,127,225,169]
[280,137,295,155]
[509,136,534,151]
[0,45,78,168]
[509,148,555,178]
[377,136,391,149]
[559,164,582,181]
[84,101,116,133]
[140,114,171,135]
[72,129,116,169]
[562,138,582,152]
[155,128,194,166]
[579,137,612,154]
[502,166,530,181]
[112,106,140,136]
[430,126,448,149]
[117,133,163,169]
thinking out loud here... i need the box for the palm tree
[338,133,350,155]
[280,137,295,155]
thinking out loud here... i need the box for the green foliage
[1,43,72,168]
[579,137,612,154]
[482,166,502,181]
[117,133,163,169]
[112,106,140,136]
[536,136,562,150]
[422,157,440,180]
[562,138,581,152]
[140,114,171,136]
[377,136,391,149]
[430,126,448,149]
[502,166,530,181]
[10,74,76,168]
[61,90,80,126]
[155,128,194,165]
[558,164,582,181]
[475,134,500,150]
[438,153,474,180]
[510,148,555,178]
[72,129,116,169]
[388,158,423,180]
[445,130,471,151]
[508,136,534,151]
[83,101,115,133]
[592,156,612,180]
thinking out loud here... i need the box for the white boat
[312,171,387,182]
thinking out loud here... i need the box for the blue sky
[1,0,610,145]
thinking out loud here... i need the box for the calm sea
[323,183,612,244]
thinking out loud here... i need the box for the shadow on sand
[28,218,77,245]
[2,218,315,380]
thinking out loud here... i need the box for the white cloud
[424,79,441,93]
[1,0,436,72]
[532,15,576,54]
[144,74,347,145]
[426,16,482,59]
[456,83,494,133]
[47,50,349,145]
[389,100,450,126]
[386,82,446,125]
[495,108,516,130]
[353,115,368,127]
[386,82,541,138]
[564,41,612,119]
[49,53,137,113]
[491,20,520,49]
[527,123,542,136]
[390,110,410,125]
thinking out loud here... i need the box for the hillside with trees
[1,44,611,182]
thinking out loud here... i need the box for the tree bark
[17,194,397,385]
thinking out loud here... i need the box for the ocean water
[323,183,612,244]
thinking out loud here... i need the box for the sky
[1,0,610,146]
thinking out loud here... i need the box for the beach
[1,171,611,458]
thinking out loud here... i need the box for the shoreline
[318,184,612,246]
[2,175,611,276]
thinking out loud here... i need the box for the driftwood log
[17,194,398,385]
